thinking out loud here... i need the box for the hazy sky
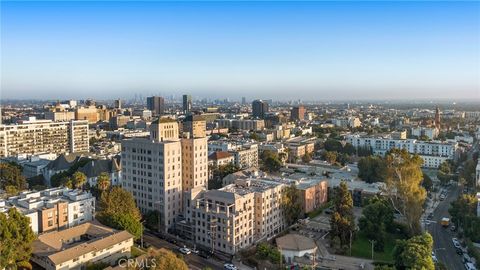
[1,1,479,101]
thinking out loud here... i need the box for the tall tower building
[435,106,441,129]
[291,105,306,121]
[114,99,122,109]
[252,99,269,119]
[122,118,182,232]
[181,115,208,192]
[182,95,192,114]
[147,96,165,116]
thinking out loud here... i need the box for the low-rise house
[31,222,134,270]
[78,155,122,187]
[276,234,317,264]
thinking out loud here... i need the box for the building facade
[0,119,89,158]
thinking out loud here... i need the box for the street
[428,185,465,270]
[143,232,224,270]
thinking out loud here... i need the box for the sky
[1,1,479,101]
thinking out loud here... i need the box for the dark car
[198,250,212,259]
[456,248,463,255]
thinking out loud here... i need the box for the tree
[384,149,426,235]
[324,139,343,152]
[97,186,142,238]
[72,171,87,189]
[393,233,434,270]
[0,163,27,192]
[358,197,394,251]
[324,151,337,164]
[421,173,433,192]
[209,163,240,189]
[437,161,452,185]
[261,151,283,172]
[358,156,387,183]
[449,194,479,240]
[99,186,141,220]
[302,152,312,163]
[0,208,36,269]
[96,172,110,192]
[281,184,303,225]
[330,181,355,252]
[147,248,188,270]
[102,212,143,239]
[460,159,477,189]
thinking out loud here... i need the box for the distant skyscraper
[114,99,122,109]
[147,96,165,116]
[242,97,246,105]
[182,94,192,114]
[291,105,306,121]
[252,99,269,119]
[435,106,441,129]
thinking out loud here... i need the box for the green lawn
[350,232,400,263]
[131,246,146,257]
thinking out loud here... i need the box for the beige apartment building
[231,143,259,169]
[186,178,287,255]
[181,115,208,192]
[31,222,133,270]
[122,118,194,232]
[0,119,89,158]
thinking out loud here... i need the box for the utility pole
[369,240,376,260]
[349,230,353,256]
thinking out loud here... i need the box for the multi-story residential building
[0,118,89,158]
[332,117,361,128]
[284,137,315,162]
[231,143,259,169]
[296,179,328,214]
[45,110,75,122]
[0,187,95,234]
[411,126,439,140]
[31,222,133,270]
[121,119,183,232]
[188,186,255,255]
[208,151,234,168]
[346,133,458,168]
[208,140,241,153]
[216,119,265,131]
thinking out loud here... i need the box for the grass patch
[307,201,333,219]
[131,246,146,257]
[350,232,401,263]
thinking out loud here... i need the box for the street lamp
[368,240,376,260]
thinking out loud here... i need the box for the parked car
[456,248,464,255]
[432,251,438,263]
[465,262,477,270]
[451,225,457,231]
[224,263,237,270]
[179,247,191,255]
[198,250,212,259]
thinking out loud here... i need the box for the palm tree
[97,172,111,192]
[72,171,87,189]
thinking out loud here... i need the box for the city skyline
[1,1,479,100]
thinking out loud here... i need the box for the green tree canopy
[324,151,337,164]
[358,197,394,251]
[330,181,355,252]
[357,156,387,183]
[281,184,303,225]
[0,163,27,192]
[393,233,434,270]
[96,172,110,192]
[384,149,426,235]
[150,248,188,270]
[72,171,87,189]
[0,208,36,269]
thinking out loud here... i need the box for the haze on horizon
[1,1,479,101]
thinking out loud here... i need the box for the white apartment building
[216,119,265,131]
[0,187,95,234]
[346,134,458,168]
[0,118,89,158]
[231,143,259,169]
[411,126,439,140]
[333,117,361,128]
[208,140,241,153]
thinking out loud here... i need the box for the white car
[432,251,438,263]
[465,262,477,270]
[224,263,237,270]
[452,238,462,249]
[179,247,191,255]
